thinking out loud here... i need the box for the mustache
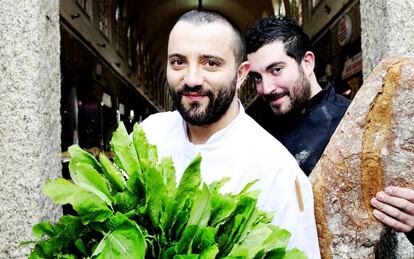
[263,91,288,102]
[180,85,209,96]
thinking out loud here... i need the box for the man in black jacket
[245,15,413,244]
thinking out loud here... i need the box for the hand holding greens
[27,122,306,259]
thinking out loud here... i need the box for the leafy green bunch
[27,122,306,259]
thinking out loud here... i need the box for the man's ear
[236,61,250,90]
[301,51,315,77]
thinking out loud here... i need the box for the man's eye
[206,60,219,67]
[271,67,282,74]
[170,59,184,66]
[251,75,262,84]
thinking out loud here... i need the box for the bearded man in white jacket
[140,10,321,258]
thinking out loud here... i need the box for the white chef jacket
[141,103,320,258]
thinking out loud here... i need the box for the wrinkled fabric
[273,83,351,176]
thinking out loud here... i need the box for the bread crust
[309,57,414,258]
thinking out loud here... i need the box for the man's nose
[184,65,203,87]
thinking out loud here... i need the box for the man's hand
[370,186,414,244]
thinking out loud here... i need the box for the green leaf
[43,178,112,224]
[99,153,126,192]
[160,157,177,198]
[28,215,85,258]
[209,191,238,228]
[132,123,158,162]
[187,183,211,228]
[160,199,180,238]
[110,123,142,177]
[170,205,191,241]
[162,246,178,258]
[28,247,47,259]
[192,227,217,253]
[29,239,55,258]
[228,224,291,258]
[209,177,230,193]
[125,168,145,198]
[160,154,202,243]
[74,238,88,257]
[175,154,202,203]
[92,215,146,259]
[208,178,244,229]
[57,254,76,259]
[32,221,55,238]
[216,196,257,256]
[264,225,291,249]
[283,248,307,259]
[69,159,114,206]
[114,190,138,213]
[235,208,273,245]
[263,248,285,259]
[200,244,219,259]
[173,255,199,259]
[175,225,199,254]
[68,145,102,172]
[238,179,259,196]
[144,163,166,227]
[54,215,83,236]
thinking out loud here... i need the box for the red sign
[342,52,362,79]
[338,15,352,46]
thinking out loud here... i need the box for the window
[76,0,92,17]
[312,0,321,10]
[272,0,286,16]
[290,0,303,25]
[77,0,87,10]
[273,0,303,25]
[136,41,144,73]
[127,26,133,67]
[98,0,108,36]
[115,5,125,57]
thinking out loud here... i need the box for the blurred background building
[60,0,363,154]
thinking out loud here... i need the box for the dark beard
[169,77,237,126]
[266,67,311,116]
[290,68,312,113]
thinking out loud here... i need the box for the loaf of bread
[309,57,414,258]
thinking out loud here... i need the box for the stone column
[361,0,414,77]
[0,1,61,258]
[360,1,414,257]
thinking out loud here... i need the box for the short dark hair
[176,10,246,66]
[245,16,311,65]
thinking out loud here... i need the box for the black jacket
[272,83,351,176]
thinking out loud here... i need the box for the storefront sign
[338,15,352,46]
[342,52,362,79]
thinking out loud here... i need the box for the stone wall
[0,1,62,257]
[361,0,414,77]
[360,2,414,256]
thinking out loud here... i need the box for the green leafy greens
[27,122,306,259]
